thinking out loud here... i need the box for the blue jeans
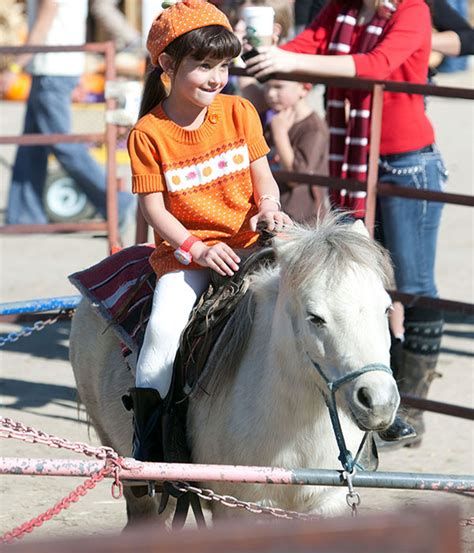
[377,145,448,298]
[6,76,132,224]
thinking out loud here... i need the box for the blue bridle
[309,357,393,473]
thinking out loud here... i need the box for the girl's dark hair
[139,25,241,119]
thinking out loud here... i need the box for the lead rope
[309,357,393,516]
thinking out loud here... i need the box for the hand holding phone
[241,48,271,83]
[241,48,259,63]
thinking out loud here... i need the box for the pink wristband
[179,235,201,253]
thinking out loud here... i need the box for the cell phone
[241,48,271,83]
[241,48,260,63]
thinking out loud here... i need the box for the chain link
[0,418,124,543]
[0,417,120,461]
[172,471,361,521]
[0,310,72,347]
[171,482,318,521]
[0,465,115,544]
[342,469,360,517]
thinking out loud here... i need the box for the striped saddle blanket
[69,239,275,396]
[69,244,156,356]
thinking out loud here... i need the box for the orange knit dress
[128,94,270,279]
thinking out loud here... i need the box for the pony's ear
[351,220,370,238]
[272,231,295,260]
[272,226,308,266]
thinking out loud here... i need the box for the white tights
[135,269,210,396]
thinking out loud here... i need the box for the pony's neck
[251,279,328,425]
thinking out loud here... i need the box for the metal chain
[0,418,355,521]
[0,418,124,543]
[3,417,471,529]
[171,482,318,521]
[171,482,471,526]
[0,466,115,544]
[0,310,72,347]
[0,417,121,463]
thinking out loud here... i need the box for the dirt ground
[0,69,473,549]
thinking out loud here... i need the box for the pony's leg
[123,488,163,529]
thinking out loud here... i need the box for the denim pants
[377,145,448,298]
[6,75,127,224]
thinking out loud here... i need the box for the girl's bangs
[185,26,242,60]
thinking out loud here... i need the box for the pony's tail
[138,64,167,119]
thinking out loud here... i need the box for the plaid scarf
[327,6,389,218]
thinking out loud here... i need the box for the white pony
[69,215,399,524]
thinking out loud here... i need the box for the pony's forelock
[274,213,394,291]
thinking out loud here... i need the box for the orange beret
[147,0,233,66]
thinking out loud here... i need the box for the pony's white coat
[69,216,399,523]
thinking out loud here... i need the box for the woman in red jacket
[246,0,447,447]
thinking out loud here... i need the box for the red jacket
[281,0,435,155]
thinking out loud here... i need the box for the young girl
[246,0,447,446]
[126,0,291,462]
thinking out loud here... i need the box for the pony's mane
[201,213,394,398]
[195,289,256,399]
[275,212,394,291]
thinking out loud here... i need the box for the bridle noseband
[309,356,393,472]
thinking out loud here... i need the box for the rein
[309,357,393,473]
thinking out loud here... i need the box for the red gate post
[364,83,384,237]
[103,41,120,253]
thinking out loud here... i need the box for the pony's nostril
[357,387,373,409]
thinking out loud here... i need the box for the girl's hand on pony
[190,241,240,277]
[250,208,292,233]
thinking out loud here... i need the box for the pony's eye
[307,313,326,327]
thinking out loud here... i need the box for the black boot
[122,387,165,462]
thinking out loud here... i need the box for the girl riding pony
[125,0,291,463]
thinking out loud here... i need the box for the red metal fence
[0,42,122,252]
[227,68,474,318]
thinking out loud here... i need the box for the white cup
[242,6,275,47]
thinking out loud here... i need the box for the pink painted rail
[1,457,473,492]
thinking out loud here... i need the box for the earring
[160,72,171,94]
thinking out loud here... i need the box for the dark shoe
[378,415,417,443]
[384,312,443,449]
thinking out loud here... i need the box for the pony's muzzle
[350,372,399,431]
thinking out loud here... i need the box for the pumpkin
[3,72,31,101]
